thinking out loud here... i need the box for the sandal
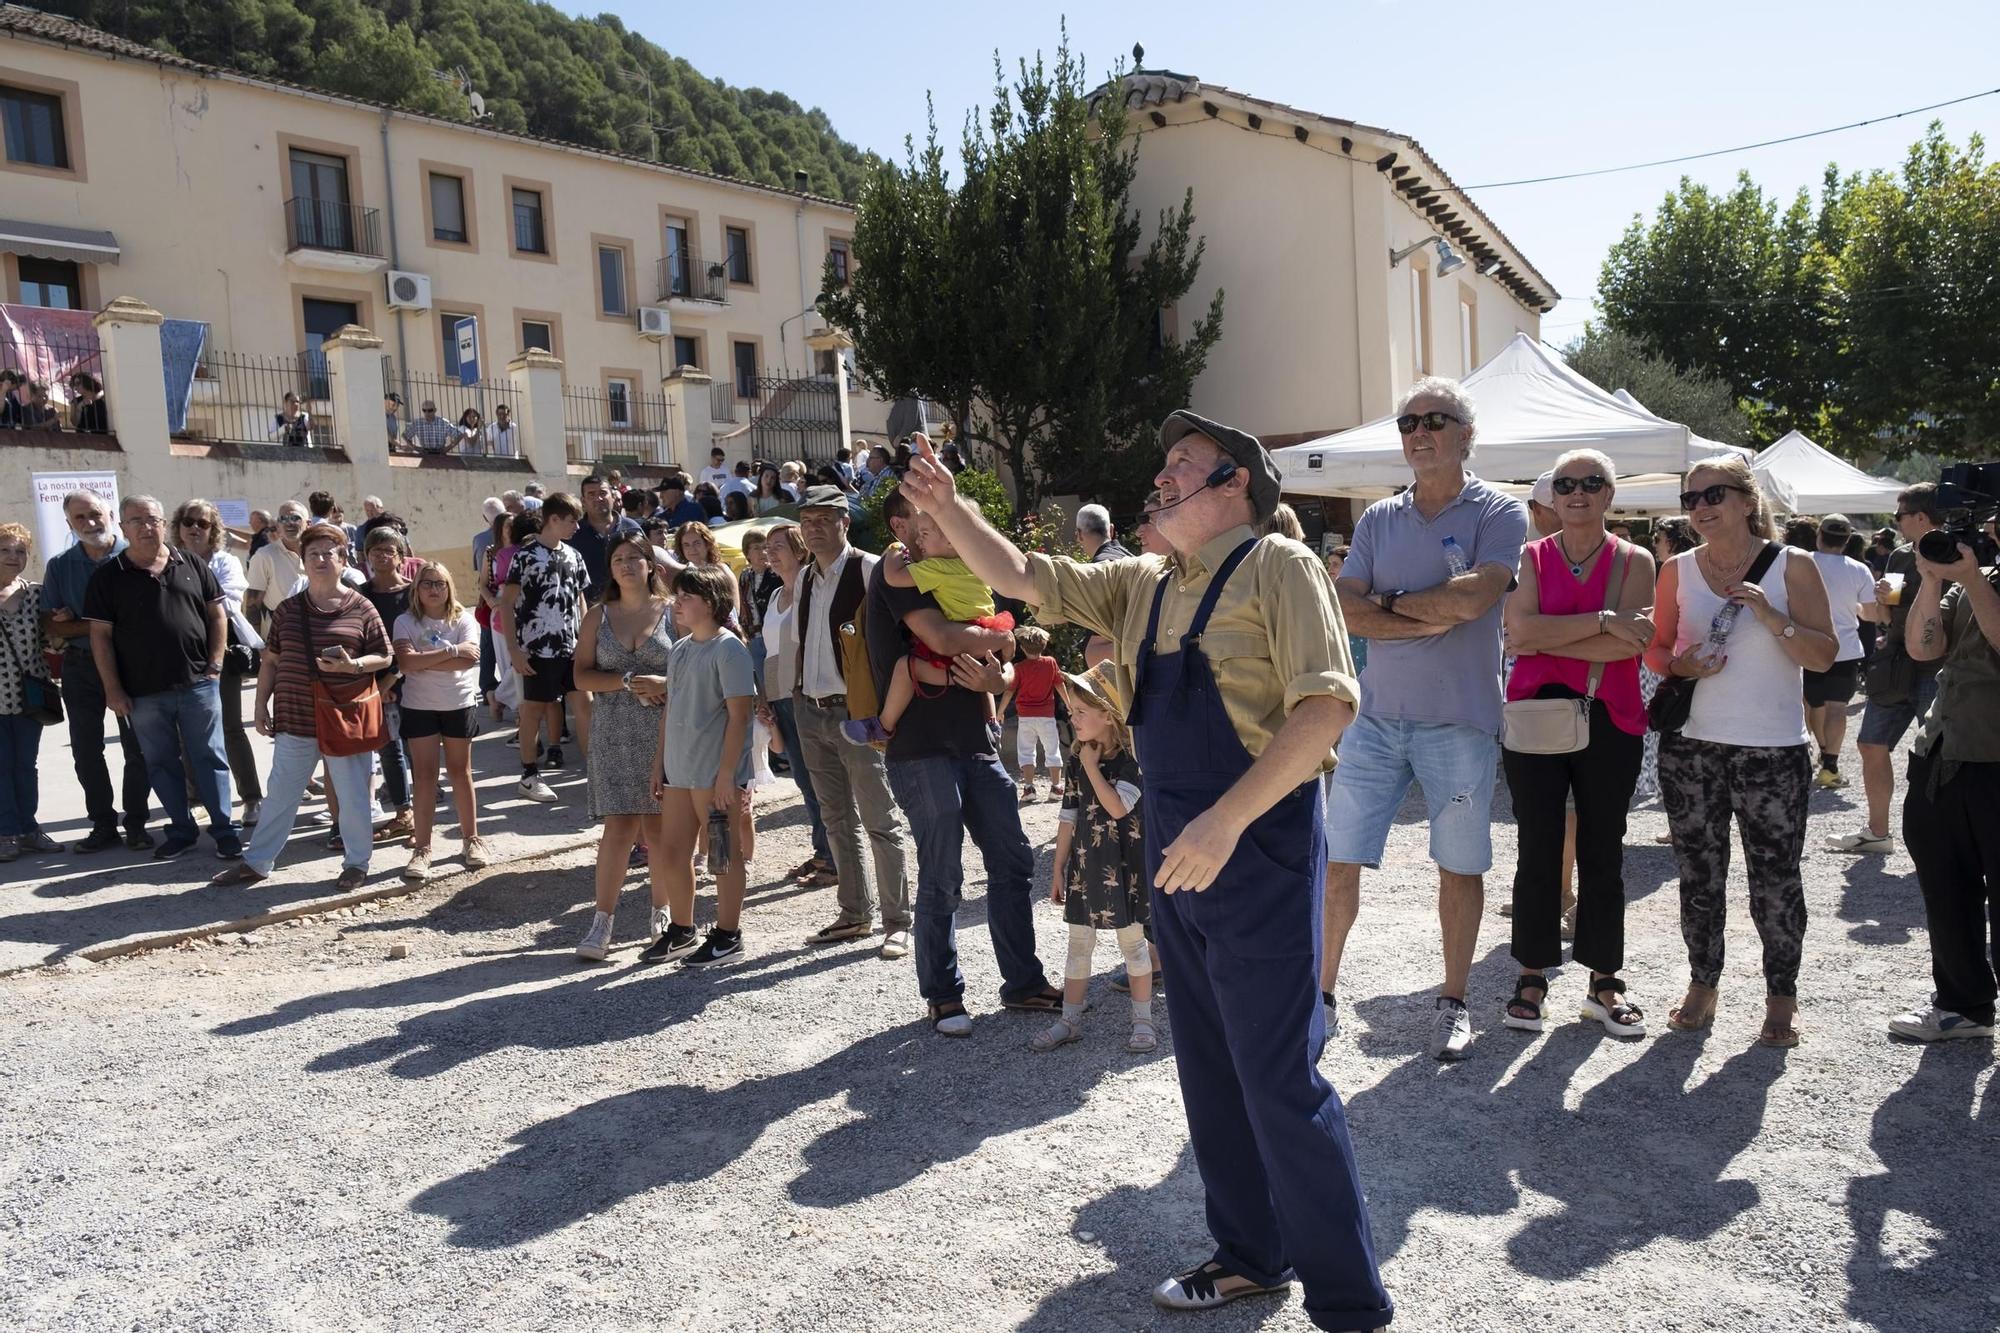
[1758,999,1801,1049]
[928,1000,973,1038]
[1001,983,1064,1013]
[1667,982,1717,1032]
[1126,1020,1158,1053]
[1581,976,1646,1038]
[1503,972,1548,1033]
[1030,1016,1083,1052]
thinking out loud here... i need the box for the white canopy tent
[1275,333,1692,496]
[1611,389,1753,463]
[1749,430,1904,515]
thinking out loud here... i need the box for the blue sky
[586,0,2000,342]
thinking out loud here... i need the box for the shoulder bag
[1503,541,1632,755]
[299,595,385,757]
[1647,541,1782,735]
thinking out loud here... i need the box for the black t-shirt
[81,547,223,697]
[865,560,995,761]
[570,516,640,600]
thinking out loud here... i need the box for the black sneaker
[215,832,244,860]
[545,745,564,770]
[639,922,700,964]
[681,928,743,968]
[124,829,156,851]
[153,833,199,860]
[74,828,124,855]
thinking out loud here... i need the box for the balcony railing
[284,197,384,259]
[657,249,728,304]
[564,384,674,467]
[383,360,523,456]
[182,348,340,450]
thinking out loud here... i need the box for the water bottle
[1699,600,1743,664]
[1441,535,1470,577]
[707,808,732,874]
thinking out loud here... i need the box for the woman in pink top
[1499,449,1657,1037]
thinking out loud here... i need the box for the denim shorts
[1857,672,1938,749]
[1323,713,1498,874]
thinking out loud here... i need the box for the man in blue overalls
[899,415,1391,1330]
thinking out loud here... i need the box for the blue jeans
[61,651,150,835]
[244,732,375,874]
[128,679,235,842]
[478,623,498,700]
[1322,713,1498,875]
[0,713,45,836]
[768,696,830,864]
[886,752,1048,1006]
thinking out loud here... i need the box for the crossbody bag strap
[1583,540,1633,702]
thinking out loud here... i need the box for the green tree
[1563,325,1751,447]
[818,33,1223,517]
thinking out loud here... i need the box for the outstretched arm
[895,438,1036,603]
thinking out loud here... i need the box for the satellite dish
[467,91,488,119]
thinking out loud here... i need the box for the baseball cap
[799,484,848,511]
[1531,471,1556,507]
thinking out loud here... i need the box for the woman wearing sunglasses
[1644,457,1837,1048]
[1500,452,1655,1037]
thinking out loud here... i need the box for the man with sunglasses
[243,502,309,629]
[402,399,461,455]
[1321,377,1527,1061]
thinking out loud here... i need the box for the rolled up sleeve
[1269,546,1359,716]
[1026,551,1153,643]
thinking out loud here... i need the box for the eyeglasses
[418,578,449,590]
[1551,475,1609,496]
[1396,411,1462,435]
[122,515,163,528]
[178,517,214,530]
[421,407,438,415]
[278,515,305,525]
[1680,483,1749,511]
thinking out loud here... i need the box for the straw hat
[1059,659,1129,719]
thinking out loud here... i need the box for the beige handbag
[1502,542,1630,755]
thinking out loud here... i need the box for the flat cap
[799,484,849,511]
[1158,409,1282,522]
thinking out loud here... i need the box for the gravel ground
[2,724,1997,1333]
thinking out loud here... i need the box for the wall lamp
[1389,235,1465,277]
[1476,256,1505,277]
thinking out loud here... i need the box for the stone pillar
[508,348,569,486]
[662,366,714,474]
[91,296,172,496]
[321,327,391,509]
[806,327,855,463]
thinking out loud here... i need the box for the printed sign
[215,499,251,533]
[31,471,120,573]
[454,317,480,387]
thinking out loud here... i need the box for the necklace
[1698,542,1756,589]
[1558,531,1606,578]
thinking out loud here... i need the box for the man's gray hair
[1553,448,1617,482]
[1075,503,1111,539]
[1396,376,1479,460]
[120,494,162,518]
[62,488,111,514]
[500,489,522,504]
[277,499,308,518]
[523,481,546,497]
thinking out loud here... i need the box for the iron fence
[656,247,728,303]
[283,197,384,259]
[747,374,841,463]
[383,361,523,456]
[0,329,106,432]
[182,348,339,449]
[564,383,674,467]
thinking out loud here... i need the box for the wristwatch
[622,670,635,691]
[1598,610,1612,634]
[1773,621,1797,639]
[1381,589,1405,614]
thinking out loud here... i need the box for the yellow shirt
[1027,524,1358,772]
[905,552,997,622]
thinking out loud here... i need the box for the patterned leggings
[1658,735,1813,997]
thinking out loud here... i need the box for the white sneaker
[1430,997,1473,1061]
[575,911,614,961]
[1888,1003,1994,1042]
[518,776,557,803]
[1826,828,1895,854]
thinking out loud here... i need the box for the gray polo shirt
[1342,474,1526,735]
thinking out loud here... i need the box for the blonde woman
[172,498,264,823]
[1644,457,1837,1047]
[392,562,487,881]
[0,522,57,860]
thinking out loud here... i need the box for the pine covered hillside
[47,0,882,198]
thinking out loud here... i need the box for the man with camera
[1889,512,2000,1041]
[1828,485,1943,854]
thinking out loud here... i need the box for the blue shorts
[1857,673,1938,749]
[1323,714,1498,874]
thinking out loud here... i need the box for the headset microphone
[1147,460,1239,514]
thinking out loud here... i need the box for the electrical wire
[1460,87,2000,189]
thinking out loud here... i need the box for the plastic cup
[1882,572,1904,606]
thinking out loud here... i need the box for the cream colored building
[1110,73,1556,448]
[0,5,877,460]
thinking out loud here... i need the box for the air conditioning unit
[636,305,672,339]
[386,270,432,311]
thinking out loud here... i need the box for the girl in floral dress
[1033,661,1155,1054]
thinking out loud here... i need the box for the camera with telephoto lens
[1917,462,2000,566]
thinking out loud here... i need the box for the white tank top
[1672,545,1810,748]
